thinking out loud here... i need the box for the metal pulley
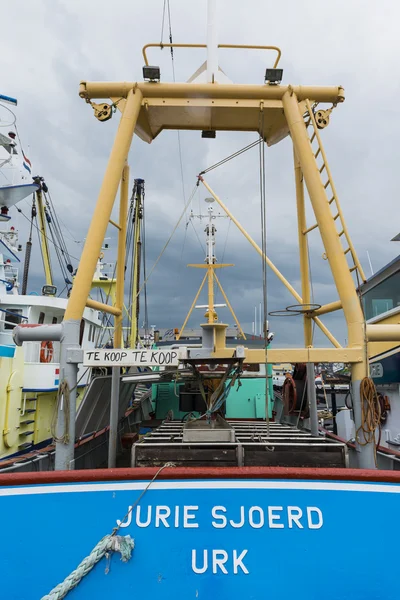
[315,108,331,129]
[92,102,113,122]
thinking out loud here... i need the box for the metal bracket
[92,102,113,122]
[66,348,84,364]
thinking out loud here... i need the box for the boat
[0,97,140,471]
[1,2,400,598]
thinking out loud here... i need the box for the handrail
[142,43,281,69]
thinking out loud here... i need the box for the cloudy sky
[1,0,399,348]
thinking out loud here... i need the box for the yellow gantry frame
[68,65,400,370]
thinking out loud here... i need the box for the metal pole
[199,176,341,348]
[294,150,312,347]
[331,385,338,435]
[108,366,120,468]
[55,320,80,470]
[282,91,373,468]
[114,163,129,348]
[306,362,319,437]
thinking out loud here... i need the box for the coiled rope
[356,377,382,465]
[51,380,70,444]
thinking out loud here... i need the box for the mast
[33,177,53,288]
[206,0,218,83]
[130,179,144,347]
[206,203,216,323]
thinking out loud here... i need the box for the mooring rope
[40,462,175,600]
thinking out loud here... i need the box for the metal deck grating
[132,420,348,468]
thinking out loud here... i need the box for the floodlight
[265,68,283,85]
[143,65,160,81]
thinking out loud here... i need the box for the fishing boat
[0,96,137,471]
[1,2,400,599]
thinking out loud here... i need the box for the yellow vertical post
[114,163,129,348]
[282,90,371,468]
[294,150,312,347]
[36,188,53,287]
[207,266,215,323]
[65,87,143,322]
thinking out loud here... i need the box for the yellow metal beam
[79,81,345,104]
[86,298,122,317]
[114,164,129,348]
[282,91,367,383]
[294,150,312,347]
[199,176,341,349]
[109,218,122,231]
[176,272,208,341]
[366,324,400,342]
[213,271,246,340]
[187,264,234,268]
[142,43,282,68]
[211,347,363,364]
[313,300,342,316]
[65,87,143,322]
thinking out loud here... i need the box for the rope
[41,462,175,600]
[41,535,134,600]
[51,380,70,444]
[135,184,197,297]
[356,377,382,465]
[200,138,262,175]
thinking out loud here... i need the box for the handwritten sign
[83,348,182,367]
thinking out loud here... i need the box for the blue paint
[0,344,15,358]
[0,478,398,599]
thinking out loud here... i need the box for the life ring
[40,341,53,363]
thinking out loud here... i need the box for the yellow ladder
[302,99,366,283]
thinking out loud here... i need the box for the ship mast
[176,198,245,340]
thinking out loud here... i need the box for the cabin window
[52,317,58,324]
[362,270,400,320]
[38,312,45,324]
[4,309,22,330]
[79,319,85,345]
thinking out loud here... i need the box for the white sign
[83,348,182,367]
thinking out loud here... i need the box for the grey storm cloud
[1,0,399,349]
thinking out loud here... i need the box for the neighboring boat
[1,3,400,599]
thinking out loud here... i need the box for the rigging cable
[161,0,187,216]
[133,184,198,299]
[200,138,262,175]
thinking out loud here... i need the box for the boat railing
[142,42,282,68]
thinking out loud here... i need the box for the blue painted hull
[1,470,399,599]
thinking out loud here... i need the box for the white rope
[41,535,134,600]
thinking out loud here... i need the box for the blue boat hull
[1,467,399,599]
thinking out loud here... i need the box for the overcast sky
[1,0,399,348]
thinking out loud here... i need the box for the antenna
[366,250,374,277]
